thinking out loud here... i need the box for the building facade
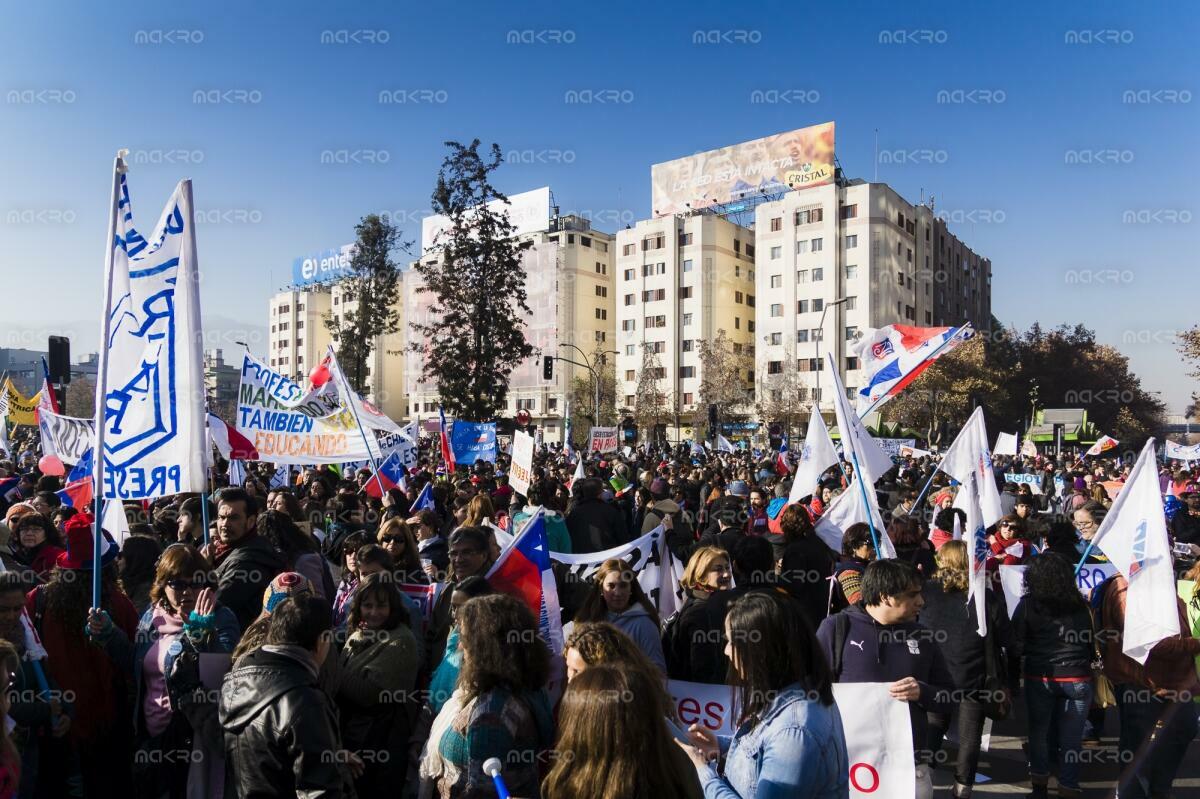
[753,178,991,425]
[614,214,758,441]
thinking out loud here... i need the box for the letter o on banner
[850,763,880,793]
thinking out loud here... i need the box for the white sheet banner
[1165,440,1200,461]
[37,409,95,465]
[994,432,1018,456]
[1004,472,1042,494]
[998,562,1119,618]
[588,426,619,453]
[99,163,207,499]
[510,430,534,497]
[665,681,914,799]
[876,438,916,458]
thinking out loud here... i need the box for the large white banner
[38,409,95,465]
[588,426,619,453]
[665,681,914,799]
[1165,440,1200,461]
[236,352,383,464]
[998,562,1119,618]
[98,161,206,499]
[510,430,534,497]
[876,438,917,458]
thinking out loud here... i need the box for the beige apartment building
[614,214,758,441]
[753,178,991,419]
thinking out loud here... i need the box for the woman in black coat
[772,504,836,629]
[919,541,1011,799]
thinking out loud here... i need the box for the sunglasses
[165,579,206,592]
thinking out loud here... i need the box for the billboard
[651,122,835,216]
[421,186,551,251]
[292,243,355,287]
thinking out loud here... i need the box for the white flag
[97,155,206,499]
[993,432,1018,457]
[790,410,839,504]
[826,353,892,486]
[953,463,990,636]
[814,477,896,558]
[1089,438,1180,663]
[1021,439,1038,458]
[0,414,10,459]
[940,407,1003,529]
[102,497,132,547]
[717,434,736,453]
[1085,435,1120,457]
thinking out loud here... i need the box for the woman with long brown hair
[377,517,426,584]
[662,547,731,682]
[574,558,665,673]
[543,664,702,799]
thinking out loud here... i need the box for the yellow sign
[3,381,41,426]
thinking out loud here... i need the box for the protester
[0,640,21,799]
[987,515,1033,570]
[930,506,965,551]
[889,516,937,579]
[832,522,876,606]
[410,509,449,580]
[418,594,552,798]
[662,546,732,682]
[1010,554,1094,799]
[773,504,836,628]
[919,541,1011,799]
[681,591,849,798]
[427,526,495,672]
[426,576,495,714]
[209,488,285,631]
[257,509,331,601]
[376,517,427,584]
[545,664,703,799]
[510,483,572,553]
[118,535,163,617]
[11,515,64,583]
[219,594,351,797]
[566,478,626,552]
[331,530,370,628]
[574,558,666,673]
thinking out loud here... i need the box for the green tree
[64,376,95,419]
[566,346,618,428]
[411,140,534,420]
[323,214,407,393]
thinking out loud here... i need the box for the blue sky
[3,1,1197,411]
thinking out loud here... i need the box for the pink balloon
[309,364,331,388]
[38,455,65,477]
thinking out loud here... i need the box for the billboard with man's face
[651,122,835,216]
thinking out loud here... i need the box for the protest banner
[1004,472,1042,494]
[1165,440,1200,462]
[36,409,95,465]
[451,421,497,465]
[510,430,534,496]
[994,432,1018,456]
[999,562,1119,617]
[874,438,916,459]
[2,381,40,426]
[664,680,914,799]
[588,425,619,453]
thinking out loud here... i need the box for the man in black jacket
[208,488,286,631]
[565,478,626,552]
[219,594,352,798]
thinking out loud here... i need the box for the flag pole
[328,345,384,483]
[849,450,883,559]
[92,151,126,611]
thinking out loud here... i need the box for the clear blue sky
[3,1,1197,412]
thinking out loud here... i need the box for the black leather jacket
[219,646,346,798]
[1010,598,1094,679]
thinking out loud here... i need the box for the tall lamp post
[557,343,618,427]
[814,296,848,416]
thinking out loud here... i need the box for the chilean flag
[208,413,259,461]
[0,476,21,504]
[852,323,974,416]
[438,407,456,473]
[486,509,564,654]
[408,482,435,514]
[775,435,791,476]
[363,451,407,498]
[56,477,94,509]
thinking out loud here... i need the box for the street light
[814,297,848,415]
[558,343,618,427]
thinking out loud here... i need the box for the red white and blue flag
[56,477,94,509]
[486,509,564,654]
[438,407,456,473]
[775,435,791,476]
[851,323,973,416]
[363,450,407,498]
[408,482,435,514]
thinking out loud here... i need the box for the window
[683,259,693,272]
[332,296,339,305]
[650,341,665,353]
[625,344,635,356]
[770,246,782,260]
[845,234,858,249]
[747,295,755,308]
[768,361,783,375]
[625,394,636,405]
[734,239,741,253]
[595,331,607,342]
[735,265,740,277]
[683,392,693,405]
[797,299,809,313]
[682,339,694,352]
[625,370,636,381]
[679,286,693,299]
[548,398,558,411]
[642,235,665,250]
[796,269,809,283]
[796,240,808,255]
[624,294,635,306]
[812,268,824,281]
[568,234,575,244]
[595,308,607,320]
[925,311,933,324]
[845,264,858,279]
[845,326,859,340]
[811,238,823,252]
[595,260,608,273]
[796,329,809,343]
[906,248,913,264]
[770,217,782,232]
[296,320,304,329]
[650,367,666,379]
[748,320,755,332]
[770,303,783,317]
[811,328,823,341]
[840,204,858,219]
[812,298,824,312]
[682,313,693,326]
[898,270,905,284]
[735,291,744,304]
[645,315,666,328]
[580,236,592,248]
[622,319,636,331]
[734,317,741,329]
[679,232,693,246]
[623,268,635,281]
[642,289,664,302]
[845,296,857,310]
[769,274,782,288]
[516,398,536,411]
[898,211,905,227]
[679,366,695,378]
[595,285,607,297]
[846,356,860,370]
[769,332,782,345]
[794,207,823,225]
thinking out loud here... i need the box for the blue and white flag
[409,482,435,513]
[851,323,973,416]
[96,153,206,499]
[826,353,892,486]
[1088,438,1179,663]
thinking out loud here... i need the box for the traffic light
[542,355,554,380]
[48,336,71,385]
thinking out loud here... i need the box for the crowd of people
[0,425,1197,798]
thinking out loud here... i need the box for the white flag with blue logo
[96,153,206,500]
[1088,438,1179,663]
[789,409,840,504]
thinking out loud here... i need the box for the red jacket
[987,536,1032,569]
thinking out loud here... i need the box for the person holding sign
[678,591,849,798]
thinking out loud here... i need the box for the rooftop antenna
[873,128,879,183]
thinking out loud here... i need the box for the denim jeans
[927,700,986,787]
[1024,678,1093,790]
[1115,683,1200,798]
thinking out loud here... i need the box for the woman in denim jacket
[679,591,849,799]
